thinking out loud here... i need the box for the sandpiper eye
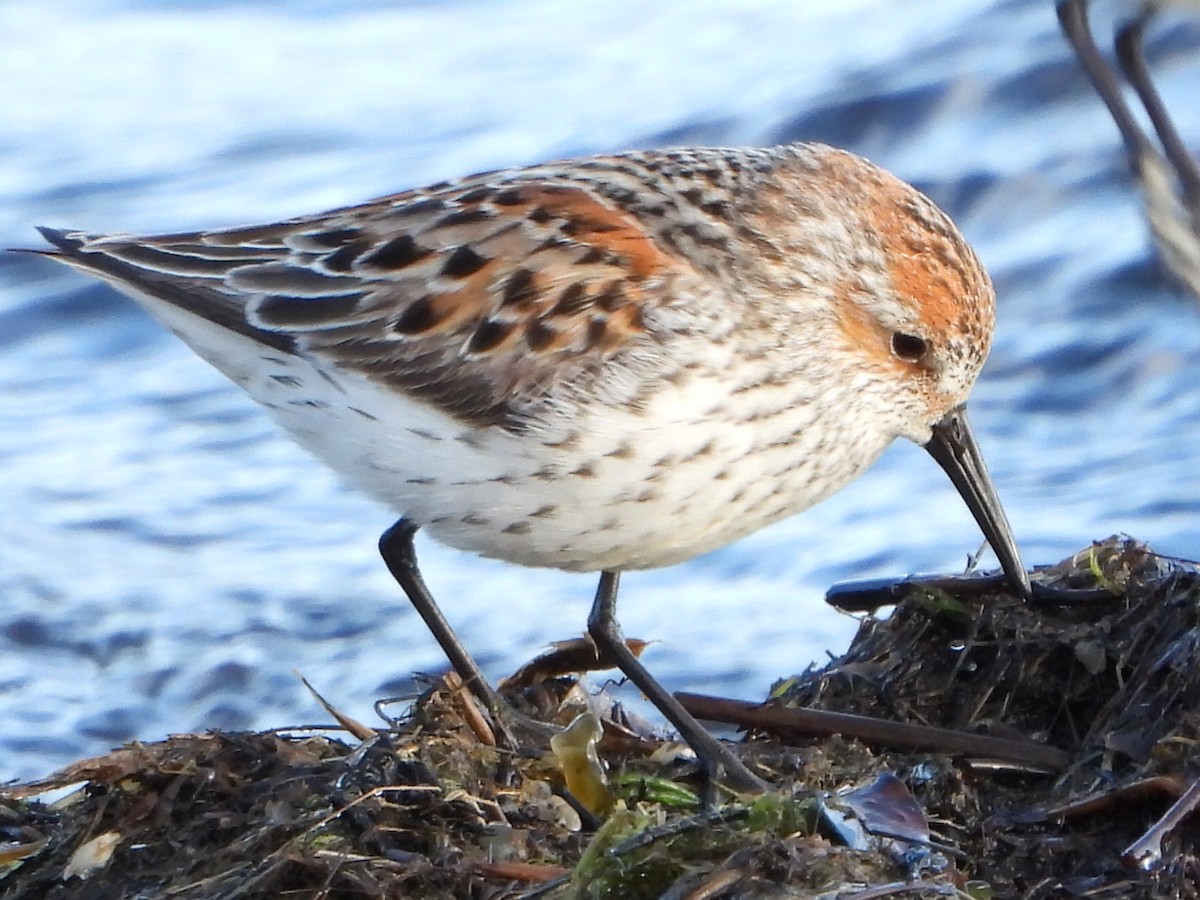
[891,332,928,362]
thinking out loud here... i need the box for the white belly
[130,294,891,573]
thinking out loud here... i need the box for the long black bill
[924,406,1031,600]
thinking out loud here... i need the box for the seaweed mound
[2,537,1197,898]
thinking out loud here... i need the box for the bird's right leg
[587,571,768,796]
[379,519,518,751]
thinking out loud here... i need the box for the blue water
[2,0,1199,783]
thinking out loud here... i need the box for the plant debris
[2,536,1197,898]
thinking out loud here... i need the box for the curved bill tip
[924,406,1032,601]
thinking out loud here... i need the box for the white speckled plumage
[36,140,1032,790]
[37,142,996,573]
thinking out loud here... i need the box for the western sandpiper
[34,141,1030,791]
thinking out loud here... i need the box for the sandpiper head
[748,143,996,446]
[748,143,1028,598]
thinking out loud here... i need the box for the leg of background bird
[1057,0,1156,161]
[586,571,768,795]
[1114,13,1200,216]
[378,519,518,751]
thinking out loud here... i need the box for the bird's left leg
[379,518,519,752]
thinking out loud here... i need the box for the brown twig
[1122,776,1200,871]
[676,693,1069,770]
[442,670,498,747]
[825,571,1119,613]
[470,860,572,883]
[1035,775,1187,822]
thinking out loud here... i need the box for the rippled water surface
[3,0,1199,782]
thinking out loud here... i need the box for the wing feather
[38,174,715,426]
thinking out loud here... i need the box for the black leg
[1114,13,1200,217]
[586,571,768,795]
[378,519,518,751]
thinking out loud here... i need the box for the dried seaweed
[1,537,1196,898]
